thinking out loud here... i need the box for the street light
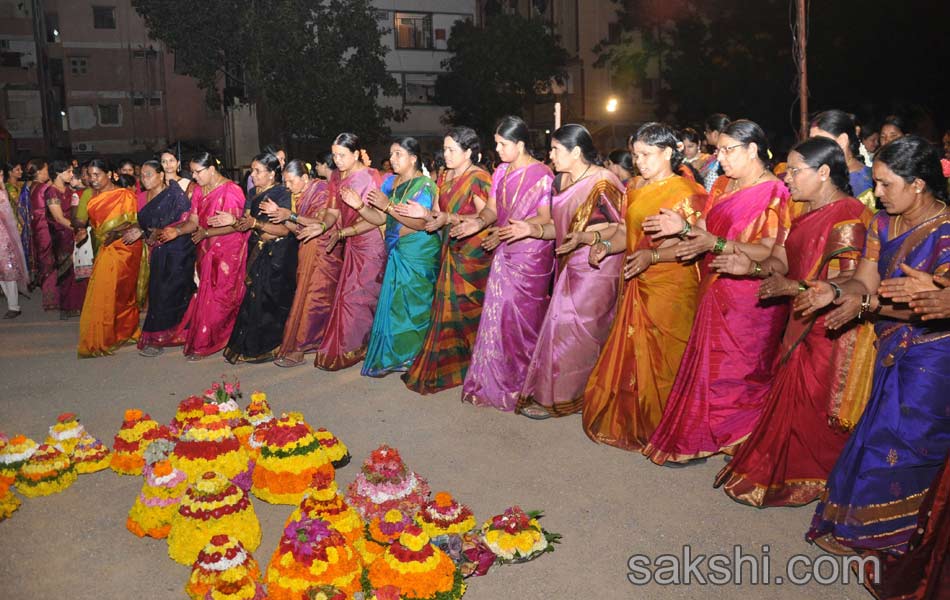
[606,96,618,113]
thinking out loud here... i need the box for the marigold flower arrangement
[172,412,252,490]
[16,443,77,497]
[71,433,112,474]
[186,534,263,600]
[305,585,347,600]
[171,396,209,437]
[289,472,364,549]
[361,509,416,566]
[127,450,188,539]
[45,412,86,455]
[265,516,363,600]
[111,409,160,475]
[346,445,430,521]
[251,414,335,505]
[0,479,21,521]
[167,471,262,565]
[365,524,465,600]
[416,493,476,539]
[244,392,274,429]
[314,428,350,469]
[480,507,560,564]
[0,434,38,486]
[205,379,253,448]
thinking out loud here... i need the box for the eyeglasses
[192,167,208,176]
[715,143,746,156]
[785,166,815,176]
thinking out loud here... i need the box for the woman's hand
[878,263,940,304]
[392,199,429,220]
[191,227,208,245]
[909,274,950,320]
[233,216,255,232]
[642,208,687,237]
[624,249,652,279]
[758,273,796,299]
[674,228,717,261]
[296,223,327,243]
[824,293,863,330]
[423,211,448,232]
[363,188,387,210]
[710,248,753,276]
[555,231,592,256]
[793,280,836,316]
[259,198,290,223]
[482,228,502,251]
[450,217,482,239]
[497,219,536,242]
[325,229,343,253]
[122,227,143,245]
[74,228,88,245]
[157,226,179,243]
[207,210,237,227]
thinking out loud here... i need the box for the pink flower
[224,383,234,394]
[941,158,950,178]
[212,383,220,390]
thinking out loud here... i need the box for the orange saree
[582,175,706,450]
[78,188,143,357]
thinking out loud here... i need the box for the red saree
[715,198,872,505]
[643,179,792,463]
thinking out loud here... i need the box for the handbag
[73,228,94,280]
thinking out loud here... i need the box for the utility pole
[797,0,808,139]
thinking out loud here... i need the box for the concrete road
[0,295,870,599]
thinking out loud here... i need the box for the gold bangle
[535,223,544,238]
[591,230,602,246]
[651,248,660,264]
[354,202,365,211]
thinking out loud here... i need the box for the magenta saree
[643,179,792,464]
[517,169,626,417]
[461,162,555,411]
[29,182,56,308]
[314,167,387,371]
[45,186,87,312]
[180,182,249,357]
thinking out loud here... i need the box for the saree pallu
[180,182,249,357]
[45,186,87,312]
[315,168,387,371]
[224,186,298,363]
[77,188,143,357]
[716,198,872,506]
[517,170,626,417]
[643,179,792,464]
[363,175,441,376]
[277,179,342,358]
[16,184,32,276]
[462,163,555,411]
[5,183,23,233]
[29,182,56,308]
[0,188,28,287]
[137,184,195,348]
[850,167,877,212]
[403,168,493,393]
[808,212,950,555]
[582,176,706,449]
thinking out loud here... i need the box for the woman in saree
[582,123,706,449]
[461,116,556,411]
[640,120,792,465]
[25,159,54,307]
[44,160,87,319]
[179,153,249,360]
[159,148,195,196]
[699,113,731,191]
[810,110,877,210]
[803,135,950,556]
[712,137,873,506]
[515,124,626,419]
[122,160,196,357]
[209,152,297,364]
[0,172,28,319]
[353,137,441,377]
[260,156,342,367]
[4,162,24,231]
[77,159,144,357]
[397,127,493,393]
[313,133,387,371]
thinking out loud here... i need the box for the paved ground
[0,294,871,599]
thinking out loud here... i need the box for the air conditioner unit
[72,142,95,153]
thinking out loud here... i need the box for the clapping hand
[642,208,686,237]
[393,200,429,220]
[207,210,237,227]
[259,198,290,223]
[879,263,939,304]
[909,274,950,320]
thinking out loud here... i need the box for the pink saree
[644,179,792,464]
[29,182,56,308]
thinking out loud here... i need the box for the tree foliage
[435,14,568,135]
[131,0,403,141]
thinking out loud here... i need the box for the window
[97,103,120,126]
[641,77,659,102]
[92,6,116,29]
[395,12,432,49]
[132,92,162,107]
[69,57,88,75]
[403,73,437,105]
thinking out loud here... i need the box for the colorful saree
[808,211,950,555]
[77,188,143,357]
[0,187,28,288]
[5,182,23,233]
[849,167,877,212]
[29,182,56,308]
[362,174,441,376]
[643,179,792,464]
[517,169,627,417]
[180,181,249,357]
[461,162,555,411]
[16,184,32,276]
[715,198,872,506]
[224,185,298,363]
[582,175,706,450]
[44,186,87,312]
[137,184,196,348]
[277,179,342,359]
[314,168,387,371]
[403,168,493,393]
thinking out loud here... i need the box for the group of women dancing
[2,110,948,597]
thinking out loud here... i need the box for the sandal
[3,310,21,319]
[274,356,304,368]
[185,353,205,362]
[517,402,552,420]
[139,346,164,357]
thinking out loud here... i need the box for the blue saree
[808,211,950,555]
[362,174,441,377]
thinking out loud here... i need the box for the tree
[435,14,568,136]
[131,0,404,142]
